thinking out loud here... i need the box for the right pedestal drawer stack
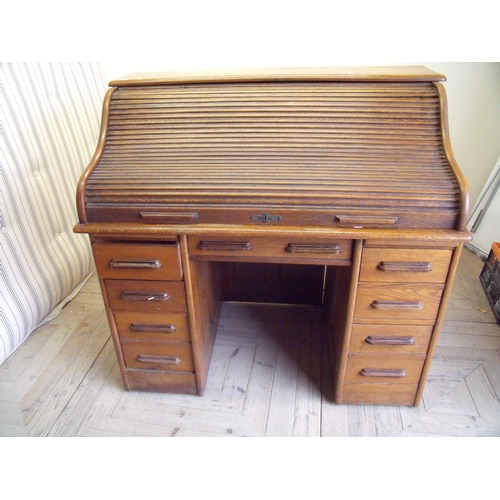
[341,243,453,405]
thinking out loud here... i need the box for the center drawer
[188,235,352,263]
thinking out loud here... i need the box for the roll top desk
[75,67,471,406]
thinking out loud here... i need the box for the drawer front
[188,235,352,263]
[105,280,187,314]
[93,240,182,280]
[354,283,443,323]
[121,340,194,372]
[359,247,452,283]
[113,311,190,342]
[349,324,433,355]
[345,353,425,384]
[340,383,418,406]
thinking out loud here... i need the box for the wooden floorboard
[1,247,499,437]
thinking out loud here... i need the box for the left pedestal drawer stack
[92,238,198,394]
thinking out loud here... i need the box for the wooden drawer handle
[140,212,199,223]
[197,240,253,251]
[121,291,170,302]
[371,300,423,310]
[285,243,341,253]
[110,259,162,270]
[377,261,433,273]
[360,368,407,378]
[136,354,181,365]
[130,323,177,333]
[365,336,415,346]
[335,215,398,226]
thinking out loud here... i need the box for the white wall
[101,61,500,211]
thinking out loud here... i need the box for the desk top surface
[109,66,446,87]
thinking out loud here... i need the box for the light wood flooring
[1,247,500,437]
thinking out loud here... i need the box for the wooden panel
[363,239,460,249]
[323,239,363,402]
[345,353,426,384]
[188,235,352,263]
[339,383,418,406]
[121,340,194,372]
[359,247,452,283]
[113,311,190,342]
[93,239,182,280]
[349,324,433,355]
[182,244,223,396]
[220,262,324,305]
[354,282,444,323]
[125,369,197,394]
[104,280,187,314]
[85,206,459,229]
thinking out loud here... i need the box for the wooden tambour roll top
[76,67,469,231]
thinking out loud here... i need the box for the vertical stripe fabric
[0,62,108,364]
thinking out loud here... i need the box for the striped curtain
[0,62,108,364]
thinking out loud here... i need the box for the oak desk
[75,67,471,406]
